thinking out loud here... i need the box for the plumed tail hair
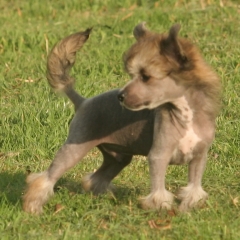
[46,28,92,109]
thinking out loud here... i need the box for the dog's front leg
[140,150,174,210]
[178,146,209,212]
[139,112,175,210]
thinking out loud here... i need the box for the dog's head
[118,23,195,111]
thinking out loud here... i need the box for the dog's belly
[101,120,154,156]
[170,128,201,165]
[100,142,149,156]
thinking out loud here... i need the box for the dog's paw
[23,172,54,214]
[177,184,208,212]
[139,190,174,210]
[81,173,115,195]
[81,173,94,192]
[23,198,44,214]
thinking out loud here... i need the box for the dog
[23,23,221,214]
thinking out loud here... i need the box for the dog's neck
[170,87,211,121]
[171,96,193,123]
[165,89,204,129]
[165,89,215,143]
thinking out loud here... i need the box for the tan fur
[178,184,208,212]
[82,173,115,194]
[123,26,221,117]
[47,29,92,110]
[139,190,174,210]
[168,39,221,117]
[47,28,91,91]
[81,173,93,192]
[23,172,54,214]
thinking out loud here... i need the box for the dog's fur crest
[23,24,221,214]
[123,24,220,116]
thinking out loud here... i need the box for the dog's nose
[118,91,125,102]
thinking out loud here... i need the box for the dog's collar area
[169,96,194,124]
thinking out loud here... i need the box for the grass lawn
[1,0,240,239]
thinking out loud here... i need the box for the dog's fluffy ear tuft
[168,24,181,41]
[133,22,148,40]
[160,24,192,71]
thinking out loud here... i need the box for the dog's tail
[47,28,92,110]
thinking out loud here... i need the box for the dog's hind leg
[23,142,95,214]
[178,147,208,212]
[82,145,133,195]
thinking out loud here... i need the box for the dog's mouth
[120,101,151,111]
[118,89,152,111]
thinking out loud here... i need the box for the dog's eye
[141,73,150,82]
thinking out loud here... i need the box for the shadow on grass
[114,185,143,198]
[0,171,143,209]
[55,177,83,194]
[0,171,26,205]
[57,177,143,205]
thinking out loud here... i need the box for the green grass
[1,0,240,239]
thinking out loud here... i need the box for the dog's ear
[133,22,148,40]
[160,24,191,70]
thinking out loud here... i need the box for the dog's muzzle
[117,91,125,102]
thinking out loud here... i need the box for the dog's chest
[171,126,201,164]
[170,97,201,164]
